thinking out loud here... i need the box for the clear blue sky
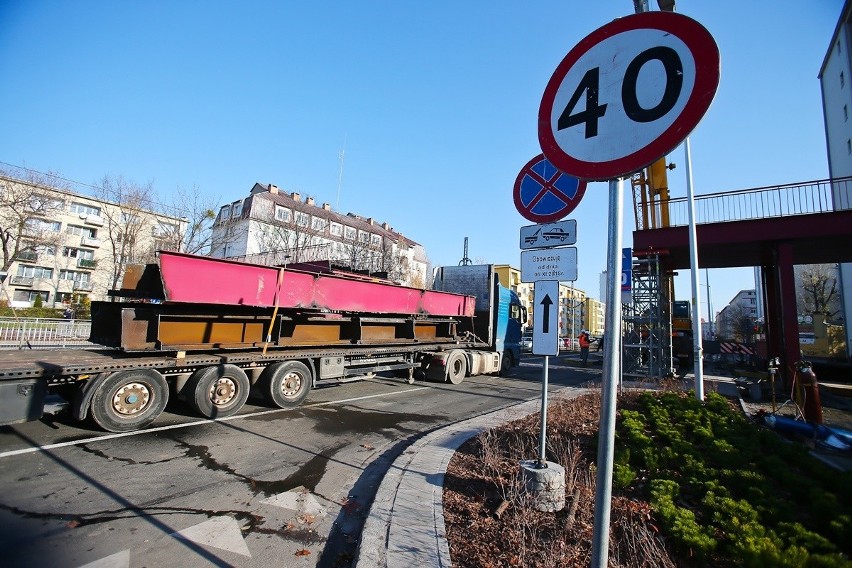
[0,1,842,318]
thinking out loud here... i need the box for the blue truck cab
[432,265,526,373]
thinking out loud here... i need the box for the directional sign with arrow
[532,280,560,356]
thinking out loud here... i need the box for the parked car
[521,333,533,352]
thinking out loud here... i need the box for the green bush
[614,390,852,566]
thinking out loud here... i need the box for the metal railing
[0,317,96,349]
[642,176,852,229]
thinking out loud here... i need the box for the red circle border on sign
[537,11,720,181]
[512,154,588,223]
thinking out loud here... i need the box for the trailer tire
[445,350,467,385]
[186,364,250,418]
[500,350,514,376]
[89,369,169,433]
[261,361,312,408]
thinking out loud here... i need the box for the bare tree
[159,184,219,255]
[94,175,157,293]
[721,304,755,343]
[797,264,841,318]
[0,170,69,273]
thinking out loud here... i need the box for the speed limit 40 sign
[538,11,720,181]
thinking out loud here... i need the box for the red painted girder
[157,251,475,317]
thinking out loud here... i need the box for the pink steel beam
[156,251,475,317]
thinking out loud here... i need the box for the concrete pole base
[519,460,565,512]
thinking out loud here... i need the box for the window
[330,222,342,237]
[66,224,97,238]
[13,290,49,303]
[275,206,291,222]
[295,211,309,227]
[371,234,382,246]
[121,212,138,224]
[16,265,53,279]
[219,205,231,221]
[63,247,94,260]
[311,216,326,231]
[59,269,90,283]
[69,202,101,217]
[358,230,370,243]
[232,201,242,217]
[154,221,177,237]
[25,218,61,233]
[344,226,356,240]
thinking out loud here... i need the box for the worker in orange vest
[578,330,591,367]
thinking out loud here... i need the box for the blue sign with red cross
[513,154,587,223]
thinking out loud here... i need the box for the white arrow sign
[532,280,560,356]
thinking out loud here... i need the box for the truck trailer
[0,251,525,432]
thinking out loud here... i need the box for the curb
[355,386,587,567]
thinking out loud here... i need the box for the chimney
[382,222,390,230]
[268,184,279,194]
[368,217,374,225]
[322,203,331,211]
[306,197,315,206]
[291,192,301,202]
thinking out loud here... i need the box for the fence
[639,176,852,229]
[0,317,96,350]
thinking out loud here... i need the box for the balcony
[80,236,100,248]
[77,258,97,269]
[82,215,104,227]
[72,281,93,292]
[14,250,38,262]
[10,276,34,287]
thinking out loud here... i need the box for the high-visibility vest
[578,334,590,348]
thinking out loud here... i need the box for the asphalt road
[0,354,599,568]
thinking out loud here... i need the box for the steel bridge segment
[631,176,852,388]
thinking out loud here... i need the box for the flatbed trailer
[0,253,524,432]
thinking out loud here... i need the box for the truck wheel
[261,361,312,408]
[89,369,169,432]
[186,365,250,418]
[500,350,514,375]
[445,350,467,385]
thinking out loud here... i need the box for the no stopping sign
[538,11,720,181]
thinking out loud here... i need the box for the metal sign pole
[538,355,550,467]
[685,137,705,401]
[591,177,624,567]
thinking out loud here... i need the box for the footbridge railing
[642,176,852,229]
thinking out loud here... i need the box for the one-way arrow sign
[541,293,553,333]
[533,280,559,356]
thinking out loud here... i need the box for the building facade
[820,0,852,357]
[0,175,186,308]
[716,289,759,341]
[493,265,533,331]
[210,184,428,287]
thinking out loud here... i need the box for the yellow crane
[631,157,694,368]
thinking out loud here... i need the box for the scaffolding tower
[622,253,675,378]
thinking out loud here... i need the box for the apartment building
[0,175,186,308]
[716,289,759,341]
[210,183,428,287]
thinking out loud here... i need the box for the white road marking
[262,489,326,516]
[76,549,130,568]
[171,515,251,557]
[0,387,429,459]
